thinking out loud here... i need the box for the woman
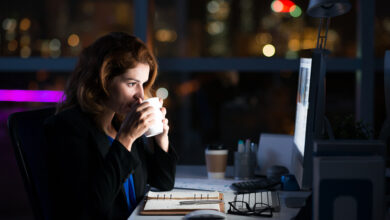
[44,32,177,220]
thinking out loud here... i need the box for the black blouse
[44,106,177,220]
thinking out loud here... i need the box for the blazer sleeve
[144,138,178,191]
[45,115,139,219]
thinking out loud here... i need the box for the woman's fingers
[121,103,154,133]
[120,98,167,140]
[160,107,167,118]
[134,101,152,113]
[162,118,169,134]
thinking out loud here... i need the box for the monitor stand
[289,194,313,220]
[285,197,307,208]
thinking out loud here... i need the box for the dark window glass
[155,71,297,164]
[0,71,68,90]
[153,0,356,58]
[375,1,390,58]
[374,71,386,138]
[326,72,385,140]
[0,0,134,57]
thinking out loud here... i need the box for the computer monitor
[384,51,390,119]
[380,50,390,141]
[291,51,327,190]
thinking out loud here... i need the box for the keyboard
[230,191,281,213]
[230,178,280,193]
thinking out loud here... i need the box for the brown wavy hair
[57,32,158,116]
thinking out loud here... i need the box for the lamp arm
[316,17,331,49]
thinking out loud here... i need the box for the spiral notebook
[139,190,225,215]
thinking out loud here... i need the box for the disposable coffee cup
[143,97,163,137]
[205,145,228,179]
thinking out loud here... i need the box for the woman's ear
[100,59,111,96]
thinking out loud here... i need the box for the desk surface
[129,165,310,220]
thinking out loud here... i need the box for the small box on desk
[313,140,386,220]
[257,133,293,175]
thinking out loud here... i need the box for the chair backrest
[8,107,55,220]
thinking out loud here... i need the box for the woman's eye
[128,83,136,87]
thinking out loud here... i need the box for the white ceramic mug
[143,97,163,137]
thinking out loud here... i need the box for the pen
[250,142,258,153]
[179,200,222,205]
[237,140,244,152]
[245,139,251,152]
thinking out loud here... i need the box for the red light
[271,0,284,12]
[271,0,296,13]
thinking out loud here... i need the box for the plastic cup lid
[206,144,226,150]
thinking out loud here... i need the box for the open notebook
[140,190,225,215]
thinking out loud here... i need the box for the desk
[129,165,310,220]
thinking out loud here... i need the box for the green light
[289,5,302,17]
[285,50,298,59]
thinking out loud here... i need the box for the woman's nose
[134,85,144,100]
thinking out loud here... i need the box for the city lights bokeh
[263,44,276,57]
[156,87,169,100]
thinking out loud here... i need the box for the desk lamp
[305,0,351,138]
[307,0,351,50]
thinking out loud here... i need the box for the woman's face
[105,63,150,115]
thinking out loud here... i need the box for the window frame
[0,0,379,126]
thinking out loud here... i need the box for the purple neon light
[0,89,64,103]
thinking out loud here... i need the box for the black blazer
[44,106,177,220]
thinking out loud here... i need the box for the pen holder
[234,152,256,180]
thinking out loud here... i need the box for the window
[153,0,356,58]
[0,0,134,57]
[0,0,384,165]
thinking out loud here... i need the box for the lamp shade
[307,0,351,17]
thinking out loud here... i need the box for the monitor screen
[294,58,312,158]
[291,57,314,190]
[291,51,328,190]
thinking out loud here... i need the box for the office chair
[8,107,55,220]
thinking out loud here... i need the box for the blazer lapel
[93,129,110,157]
[78,112,110,157]
[72,106,130,213]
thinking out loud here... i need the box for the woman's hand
[116,98,156,151]
[154,98,169,152]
